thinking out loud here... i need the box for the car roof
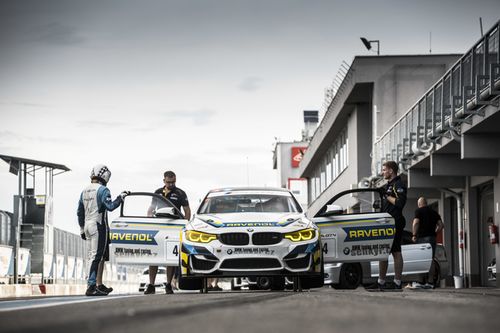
[207,187,290,194]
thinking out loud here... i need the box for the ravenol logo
[110,230,158,245]
[342,225,395,242]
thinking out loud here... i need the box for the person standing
[144,170,191,294]
[369,160,407,290]
[412,197,444,288]
[77,164,128,296]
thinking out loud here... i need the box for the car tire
[270,277,286,291]
[257,277,271,290]
[337,263,362,289]
[431,260,441,288]
[178,256,203,290]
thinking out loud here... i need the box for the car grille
[285,254,311,269]
[220,258,281,269]
[252,232,282,245]
[191,256,217,271]
[219,233,249,246]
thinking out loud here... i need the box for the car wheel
[431,260,441,288]
[338,263,362,289]
[270,277,285,291]
[257,277,271,290]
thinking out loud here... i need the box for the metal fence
[373,20,500,175]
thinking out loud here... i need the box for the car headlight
[284,228,316,242]
[185,230,217,243]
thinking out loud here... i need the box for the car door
[109,192,187,266]
[370,242,433,276]
[312,189,395,264]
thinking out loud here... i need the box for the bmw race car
[178,187,324,291]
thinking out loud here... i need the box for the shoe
[411,282,424,289]
[423,283,434,289]
[86,285,107,296]
[393,282,402,290]
[365,282,385,290]
[97,284,113,294]
[144,284,155,295]
[164,283,174,294]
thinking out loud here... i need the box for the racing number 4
[322,243,328,254]
[173,245,178,256]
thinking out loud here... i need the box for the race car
[178,187,324,291]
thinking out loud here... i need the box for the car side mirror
[155,207,179,219]
[324,204,344,216]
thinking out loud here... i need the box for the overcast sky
[1,0,499,234]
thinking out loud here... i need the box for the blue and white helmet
[90,164,111,184]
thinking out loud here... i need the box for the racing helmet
[90,164,111,184]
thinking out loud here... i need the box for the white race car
[178,187,324,291]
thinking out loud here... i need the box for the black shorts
[390,218,406,253]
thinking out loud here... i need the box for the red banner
[291,147,307,168]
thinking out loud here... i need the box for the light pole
[360,37,380,56]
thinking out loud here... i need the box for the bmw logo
[247,228,254,232]
[227,249,233,255]
[343,247,350,255]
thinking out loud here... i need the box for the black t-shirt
[414,206,441,237]
[381,175,407,221]
[154,186,189,211]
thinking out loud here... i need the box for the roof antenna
[479,17,484,37]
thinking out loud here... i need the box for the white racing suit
[77,183,122,286]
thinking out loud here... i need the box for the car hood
[187,212,313,233]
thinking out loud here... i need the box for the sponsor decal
[110,230,158,245]
[321,233,337,238]
[346,244,391,257]
[226,248,275,255]
[114,247,157,257]
[206,221,292,228]
[291,147,307,168]
[342,225,395,242]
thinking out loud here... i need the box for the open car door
[109,192,187,266]
[312,188,395,264]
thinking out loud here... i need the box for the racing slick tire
[332,263,362,289]
[299,274,324,289]
[178,275,203,290]
[270,277,286,291]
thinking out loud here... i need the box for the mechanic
[412,197,444,288]
[77,164,128,296]
[144,170,191,294]
[368,160,407,290]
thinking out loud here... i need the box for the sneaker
[393,282,402,290]
[86,285,107,296]
[144,284,155,295]
[97,284,113,294]
[411,282,423,289]
[423,283,434,289]
[164,283,174,294]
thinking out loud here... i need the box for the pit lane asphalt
[1,287,499,333]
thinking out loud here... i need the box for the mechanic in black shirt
[412,197,444,288]
[144,170,191,294]
[372,160,407,290]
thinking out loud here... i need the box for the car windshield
[198,193,301,214]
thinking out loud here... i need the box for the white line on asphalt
[0,294,142,312]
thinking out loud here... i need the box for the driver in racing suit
[77,164,128,296]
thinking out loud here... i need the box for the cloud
[27,22,85,46]
[76,120,130,129]
[238,76,263,92]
